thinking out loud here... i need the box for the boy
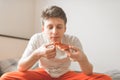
[0,6,111,80]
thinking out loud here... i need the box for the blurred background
[0,0,120,73]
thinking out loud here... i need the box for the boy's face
[43,17,66,42]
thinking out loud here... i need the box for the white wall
[0,0,35,38]
[0,0,120,73]
[0,36,28,60]
[34,0,120,73]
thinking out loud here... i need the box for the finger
[69,46,79,52]
[48,53,56,59]
[64,50,71,57]
[46,47,56,55]
[64,46,79,56]
[45,43,55,48]
[45,51,56,59]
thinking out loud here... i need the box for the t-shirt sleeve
[70,36,83,51]
[21,34,39,59]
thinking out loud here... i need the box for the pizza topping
[54,42,69,51]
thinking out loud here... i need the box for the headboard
[0,34,29,60]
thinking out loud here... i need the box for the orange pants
[0,68,112,80]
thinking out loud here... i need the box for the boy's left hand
[64,46,83,61]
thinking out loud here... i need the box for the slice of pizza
[54,42,69,51]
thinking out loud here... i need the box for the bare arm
[65,46,93,75]
[17,50,41,72]
[77,53,93,75]
[17,44,56,72]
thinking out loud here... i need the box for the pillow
[0,58,18,76]
[105,69,120,80]
[0,68,3,76]
[0,58,39,76]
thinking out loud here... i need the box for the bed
[0,34,120,80]
[0,58,120,80]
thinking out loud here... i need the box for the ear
[64,26,66,32]
[42,26,44,32]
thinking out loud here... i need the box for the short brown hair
[41,6,67,25]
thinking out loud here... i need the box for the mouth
[50,36,60,42]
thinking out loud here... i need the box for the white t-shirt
[21,32,83,78]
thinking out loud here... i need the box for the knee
[93,73,112,80]
[0,72,10,80]
[1,72,13,78]
[103,74,112,80]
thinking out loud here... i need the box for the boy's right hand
[33,43,56,59]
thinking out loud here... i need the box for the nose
[52,28,57,34]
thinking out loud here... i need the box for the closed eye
[57,25,63,29]
[47,25,53,29]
